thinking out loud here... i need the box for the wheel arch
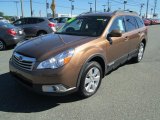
[76,54,107,88]
[37,30,47,36]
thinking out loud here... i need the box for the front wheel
[78,62,102,98]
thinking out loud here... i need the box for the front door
[106,16,129,67]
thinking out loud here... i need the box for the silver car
[0,22,25,50]
[49,17,71,30]
[13,17,56,37]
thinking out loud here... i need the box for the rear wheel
[133,42,145,63]
[0,40,6,50]
[78,62,102,98]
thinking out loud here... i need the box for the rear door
[22,18,39,37]
[124,16,140,57]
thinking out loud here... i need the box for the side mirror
[108,30,122,37]
[107,30,122,45]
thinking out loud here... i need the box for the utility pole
[69,0,74,17]
[20,0,24,18]
[146,0,149,18]
[102,5,106,12]
[153,0,157,17]
[88,2,93,12]
[107,0,110,12]
[14,1,19,17]
[124,0,127,10]
[30,0,33,17]
[95,0,96,12]
[51,0,56,18]
[46,0,48,17]
[150,8,153,18]
[139,3,145,16]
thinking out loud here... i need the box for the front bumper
[9,60,79,95]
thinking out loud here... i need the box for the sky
[0,0,160,17]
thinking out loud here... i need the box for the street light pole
[124,0,127,10]
[150,8,153,18]
[69,0,74,17]
[139,3,144,16]
[102,5,106,12]
[146,0,149,18]
[20,0,24,18]
[153,0,157,17]
[88,2,93,12]
[30,0,33,17]
[95,0,96,12]
[46,0,48,17]
[107,0,110,12]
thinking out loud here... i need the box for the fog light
[42,84,68,92]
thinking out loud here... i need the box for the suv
[9,11,147,97]
[13,17,56,37]
[49,17,71,29]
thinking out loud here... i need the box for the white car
[0,17,10,23]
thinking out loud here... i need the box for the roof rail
[113,10,138,15]
[79,11,105,16]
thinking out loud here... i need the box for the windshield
[0,22,14,28]
[56,16,110,37]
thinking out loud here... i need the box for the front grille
[12,52,36,71]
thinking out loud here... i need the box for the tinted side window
[14,19,25,25]
[125,16,137,32]
[26,18,43,24]
[37,18,44,23]
[26,18,34,24]
[109,16,126,33]
[60,18,68,23]
[135,17,144,28]
[54,18,60,23]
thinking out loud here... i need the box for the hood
[15,33,95,61]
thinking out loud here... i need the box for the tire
[37,31,47,36]
[78,61,102,98]
[0,40,6,50]
[132,42,145,63]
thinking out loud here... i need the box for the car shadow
[1,45,15,51]
[0,72,83,113]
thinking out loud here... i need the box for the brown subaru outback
[9,10,147,97]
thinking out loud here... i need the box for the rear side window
[109,16,126,33]
[37,18,45,23]
[60,18,69,23]
[125,16,137,32]
[14,18,26,25]
[26,18,44,24]
[135,17,144,28]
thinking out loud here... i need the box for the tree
[0,12,4,17]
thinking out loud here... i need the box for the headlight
[37,48,74,69]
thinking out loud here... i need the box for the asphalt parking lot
[0,25,160,120]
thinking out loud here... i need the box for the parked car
[49,17,71,29]
[143,18,152,26]
[13,17,56,37]
[10,10,147,97]
[151,19,160,25]
[0,17,10,23]
[0,22,25,50]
